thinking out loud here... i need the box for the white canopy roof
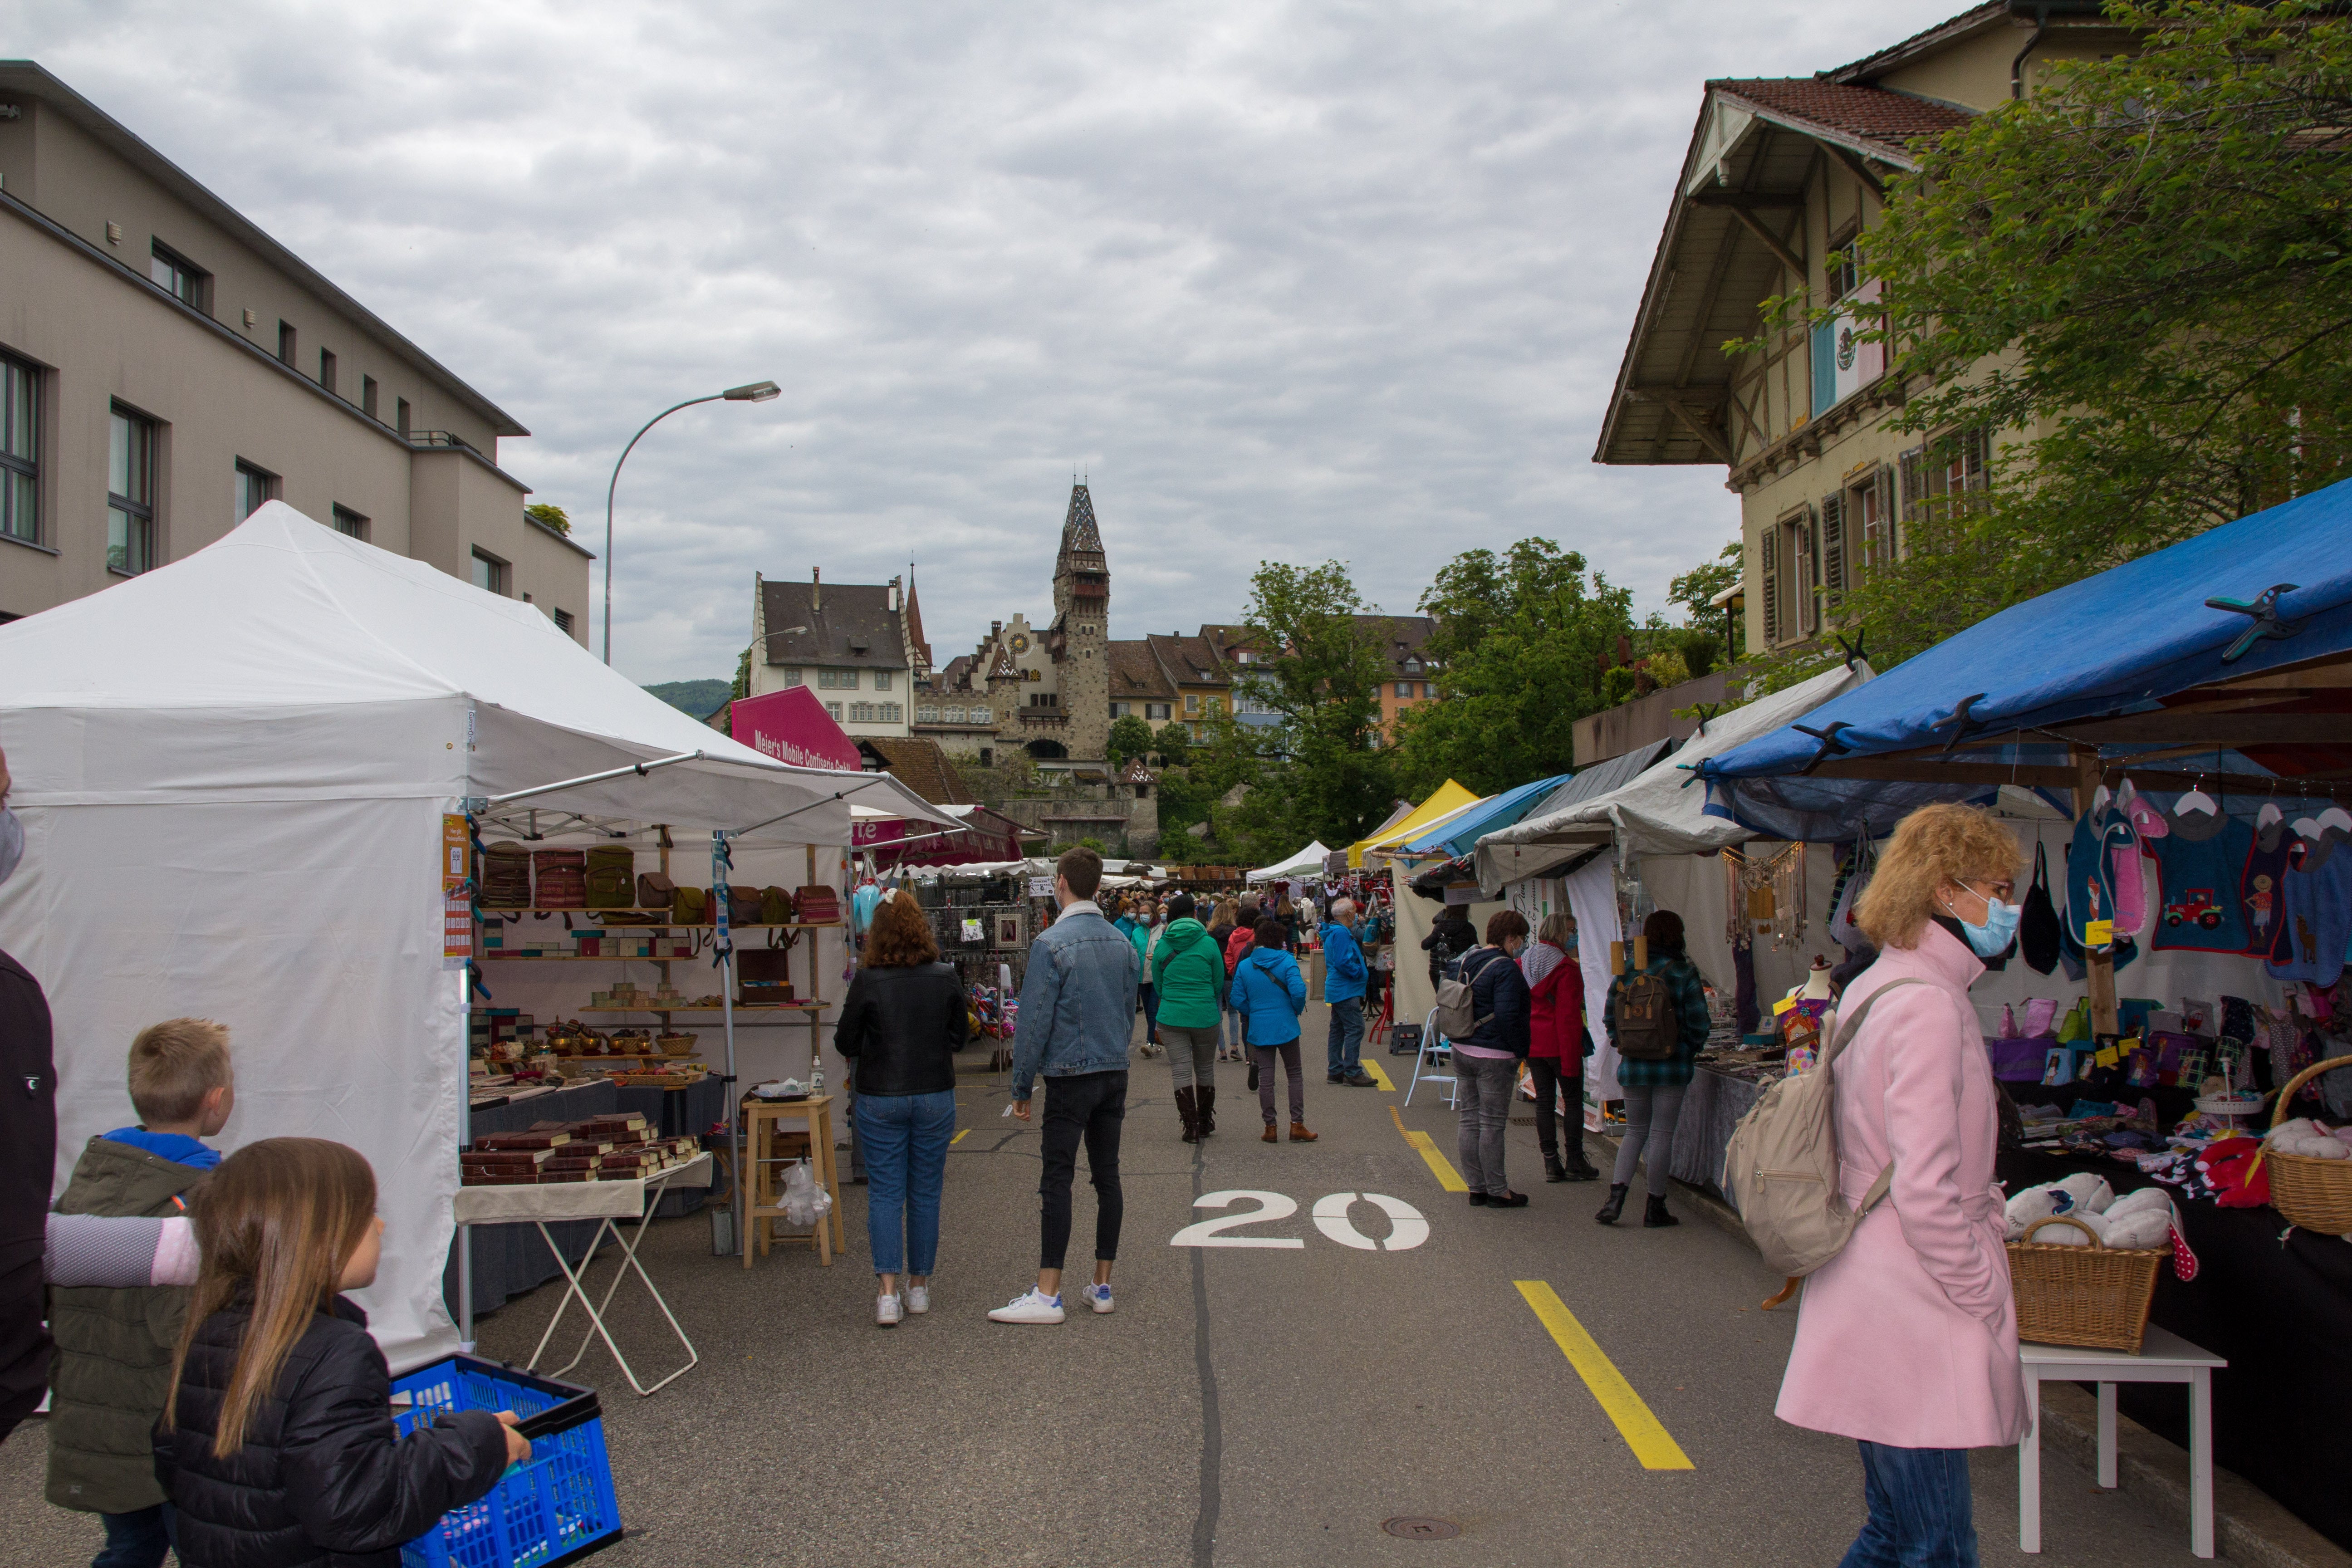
[0,505,955,842]
[1474,664,1870,887]
[1247,840,1332,883]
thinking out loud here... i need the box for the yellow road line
[1359,1054,1395,1092]
[1515,1281,1694,1471]
[1390,1104,1468,1192]
[951,1129,970,1145]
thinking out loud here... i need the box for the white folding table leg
[2190,1368,2215,1558]
[540,1199,700,1397]
[2019,1371,2043,1553]
[2097,1383,2117,1488]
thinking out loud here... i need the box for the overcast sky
[21,0,1963,684]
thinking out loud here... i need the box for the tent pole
[713,830,741,1253]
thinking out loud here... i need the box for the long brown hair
[861,889,940,967]
[162,1138,377,1455]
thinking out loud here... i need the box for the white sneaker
[876,1292,903,1328]
[986,1288,1065,1324]
[1083,1283,1115,1315]
[904,1284,930,1315]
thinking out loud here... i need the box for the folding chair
[1403,1006,1458,1108]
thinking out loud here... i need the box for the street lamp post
[602,380,781,665]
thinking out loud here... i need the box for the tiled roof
[902,571,931,670]
[759,579,909,670]
[931,653,975,693]
[1108,639,1176,698]
[1357,614,1438,676]
[858,736,975,806]
[1058,483,1103,558]
[1707,78,1971,155]
[1147,632,1228,687]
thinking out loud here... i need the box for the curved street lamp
[602,380,781,665]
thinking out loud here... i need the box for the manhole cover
[1382,1518,1461,1540]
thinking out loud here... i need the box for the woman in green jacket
[1150,892,1227,1142]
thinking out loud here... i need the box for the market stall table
[1667,1063,1764,1191]
[453,1152,713,1397]
[2018,1326,2225,1558]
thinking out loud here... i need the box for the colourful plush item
[2196,1136,2271,1209]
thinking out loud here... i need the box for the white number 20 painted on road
[1170,1190,1430,1252]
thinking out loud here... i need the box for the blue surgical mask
[0,807,19,887]
[1955,894,2020,958]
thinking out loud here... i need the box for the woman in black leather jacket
[157,1138,522,1568]
[835,892,970,1326]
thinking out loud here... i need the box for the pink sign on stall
[729,687,863,772]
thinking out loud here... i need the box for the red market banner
[855,804,1028,869]
[730,686,863,772]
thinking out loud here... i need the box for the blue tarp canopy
[1398,773,1572,859]
[1702,476,2352,784]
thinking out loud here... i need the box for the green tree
[1391,540,1635,795]
[1744,0,2352,675]
[525,502,572,536]
[1106,714,1155,767]
[1668,541,1743,671]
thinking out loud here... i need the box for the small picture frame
[993,913,1023,949]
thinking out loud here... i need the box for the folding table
[453,1152,711,1396]
[2017,1325,2227,1558]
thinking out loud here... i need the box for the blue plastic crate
[389,1356,622,1568]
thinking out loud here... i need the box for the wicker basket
[657,1032,698,1058]
[2007,1215,2163,1353]
[2266,1054,2352,1235]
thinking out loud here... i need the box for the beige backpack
[1722,978,1924,1278]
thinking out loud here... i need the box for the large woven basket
[2007,1215,2162,1353]
[2267,1054,2352,1235]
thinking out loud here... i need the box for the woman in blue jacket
[1229,917,1316,1143]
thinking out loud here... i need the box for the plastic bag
[780,1157,833,1229]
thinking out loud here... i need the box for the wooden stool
[740,1094,846,1267]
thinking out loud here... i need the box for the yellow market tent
[1346,779,1482,868]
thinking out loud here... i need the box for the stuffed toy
[2196,1136,2272,1209]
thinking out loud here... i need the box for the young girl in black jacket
[156,1138,527,1567]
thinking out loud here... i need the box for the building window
[873,669,893,691]
[918,707,941,724]
[554,608,575,636]
[1110,701,1127,718]
[825,701,843,721]
[1190,723,1205,741]
[361,376,379,420]
[779,667,804,687]
[882,702,902,723]
[331,505,368,540]
[1185,694,1199,714]
[395,397,412,436]
[1147,702,1171,721]
[1395,681,1411,698]
[234,460,278,520]
[277,321,297,364]
[149,241,209,311]
[849,701,877,723]
[1404,657,1422,675]
[1421,682,1434,699]
[470,548,508,595]
[942,706,963,723]
[818,668,857,690]
[318,348,337,395]
[1827,234,1863,302]
[108,406,156,574]
[0,354,37,545]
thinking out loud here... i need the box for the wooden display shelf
[477,953,698,962]
[478,909,840,929]
[578,1003,825,1014]
[541,1052,705,1063]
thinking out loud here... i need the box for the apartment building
[0,63,588,631]
[748,568,929,739]
[1594,3,2132,654]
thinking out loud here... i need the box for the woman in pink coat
[1777,803,2030,1567]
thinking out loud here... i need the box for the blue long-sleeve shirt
[1227,946,1307,1046]
[1321,922,1367,1004]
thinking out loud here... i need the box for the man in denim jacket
[990,847,1140,1325]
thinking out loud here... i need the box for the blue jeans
[1326,996,1365,1074]
[1139,984,1160,1044]
[856,1089,956,1277]
[95,1506,173,1568]
[1840,1441,1978,1568]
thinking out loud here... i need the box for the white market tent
[1246,840,1332,884]
[0,505,956,1369]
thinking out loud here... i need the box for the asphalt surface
[1,1000,2229,1565]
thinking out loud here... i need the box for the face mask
[0,808,19,887]
[1951,892,2020,958]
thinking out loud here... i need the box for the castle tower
[1050,482,1111,764]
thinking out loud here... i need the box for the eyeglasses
[1964,877,2015,902]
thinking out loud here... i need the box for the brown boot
[1262,1123,1278,1143]
[1175,1087,1200,1144]
[1289,1121,1318,1142]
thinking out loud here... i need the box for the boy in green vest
[48,1018,234,1567]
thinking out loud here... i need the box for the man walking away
[1322,899,1374,1086]
[992,848,1138,1325]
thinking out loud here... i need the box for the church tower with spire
[1049,481,1111,765]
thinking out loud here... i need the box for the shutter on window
[1760,529,1779,646]
[1963,427,1989,491]
[1898,446,1926,531]
[1873,466,1896,563]
[1820,492,1846,599]
[1793,512,1817,636]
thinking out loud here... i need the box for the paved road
[0,1001,2222,1565]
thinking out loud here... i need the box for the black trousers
[1528,1055,1578,1164]
[1038,1070,1127,1271]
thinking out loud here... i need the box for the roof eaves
[1823,0,2111,86]
[1592,89,1721,467]
[0,61,530,440]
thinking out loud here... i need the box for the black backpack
[1613,968,1679,1061]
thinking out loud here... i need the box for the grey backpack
[1431,948,1499,1040]
[1721,978,1924,1278]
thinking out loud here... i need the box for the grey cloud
[20,0,1963,679]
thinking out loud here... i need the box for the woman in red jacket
[1522,912,1599,1183]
